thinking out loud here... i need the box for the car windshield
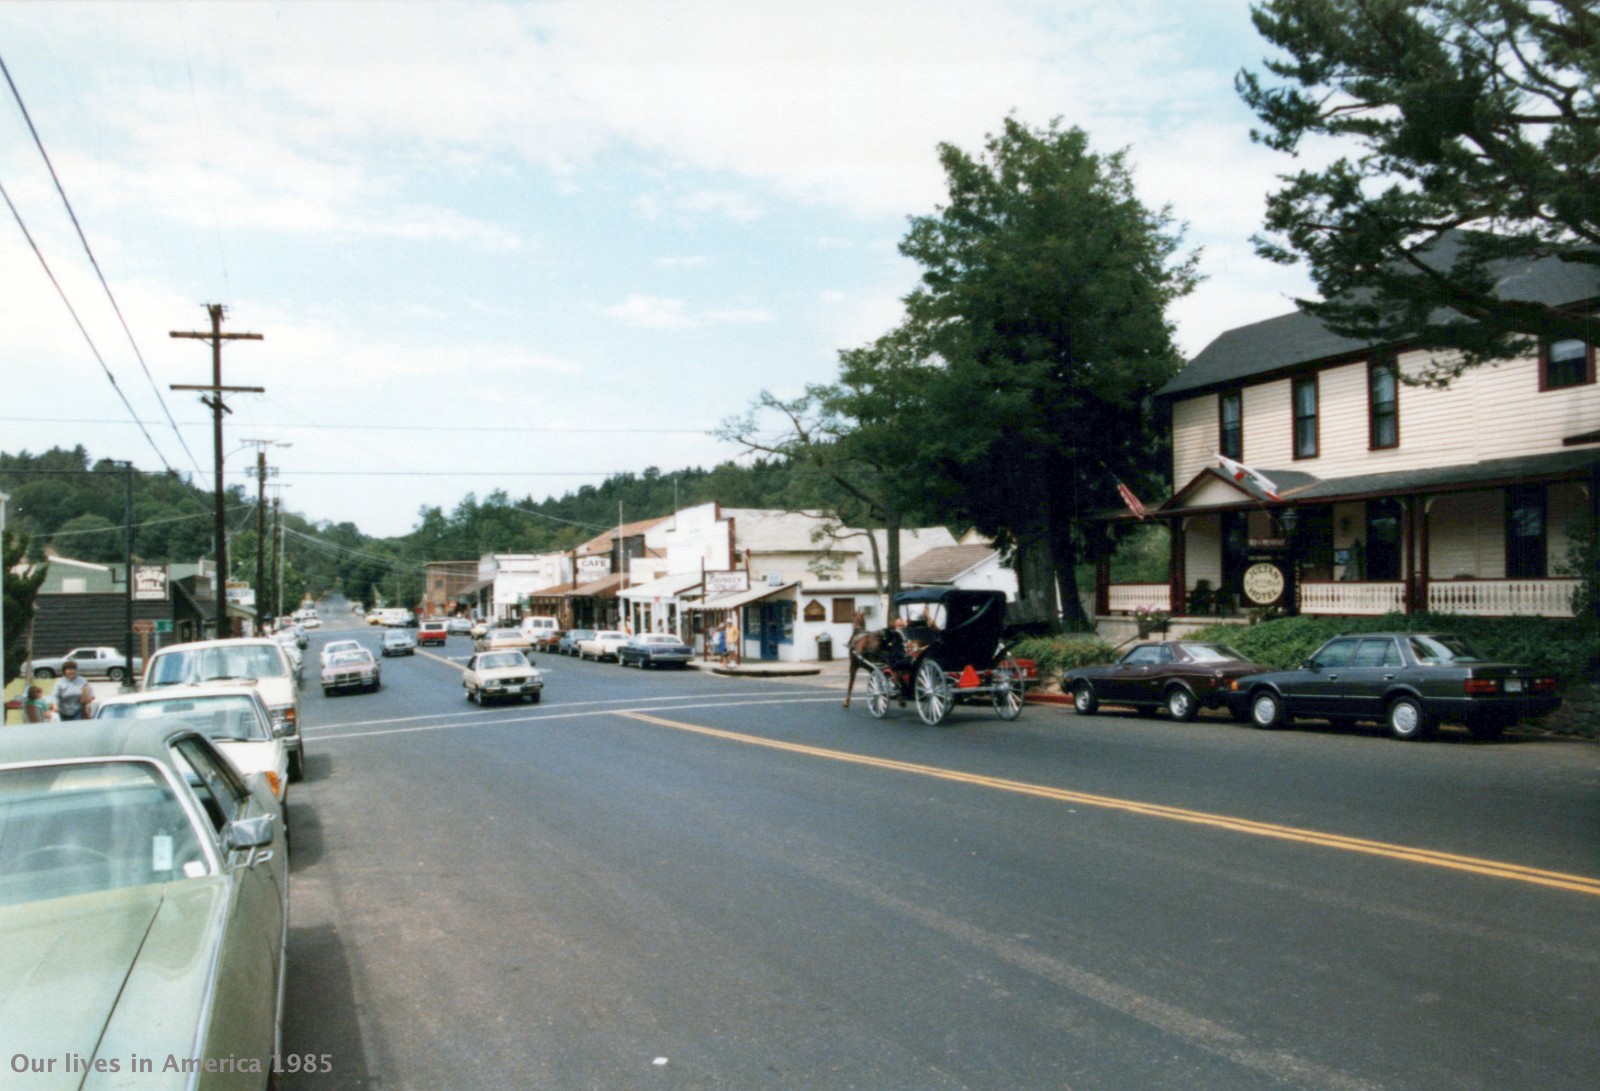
[1409,635,1485,664]
[479,652,527,670]
[1182,644,1248,663]
[148,644,287,686]
[326,641,361,654]
[97,694,271,742]
[385,631,408,641]
[329,651,373,666]
[490,630,522,640]
[0,762,208,905]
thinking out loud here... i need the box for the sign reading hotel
[1242,562,1287,607]
[133,565,169,601]
[704,570,750,594]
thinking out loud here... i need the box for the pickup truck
[31,646,143,683]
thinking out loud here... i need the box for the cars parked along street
[1228,632,1560,740]
[144,638,305,781]
[577,630,630,662]
[478,627,532,654]
[559,629,594,656]
[95,682,291,820]
[462,650,544,704]
[1061,641,1271,722]
[618,633,694,669]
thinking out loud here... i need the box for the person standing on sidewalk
[54,661,95,721]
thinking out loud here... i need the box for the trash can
[815,633,833,662]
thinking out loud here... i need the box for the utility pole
[171,304,263,636]
[243,439,289,631]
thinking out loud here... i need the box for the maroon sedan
[1061,641,1271,722]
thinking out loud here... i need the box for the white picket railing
[1427,579,1578,618]
[1299,581,1406,616]
[1107,583,1170,614]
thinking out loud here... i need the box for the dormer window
[1542,338,1594,391]
[1219,391,1242,460]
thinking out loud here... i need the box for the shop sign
[132,564,169,601]
[1242,562,1287,606]
[705,570,749,594]
[803,600,826,622]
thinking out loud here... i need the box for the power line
[0,51,204,477]
[0,177,181,475]
[41,504,253,538]
[0,415,716,436]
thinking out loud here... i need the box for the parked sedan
[1061,641,1271,721]
[531,629,566,656]
[618,633,694,669]
[447,617,474,636]
[462,651,544,704]
[1228,632,1561,741]
[0,720,287,1082]
[322,648,381,695]
[94,682,291,819]
[559,629,594,657]
[382,628,417,656]
[576,630,630,662]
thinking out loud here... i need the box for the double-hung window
[1542,338,1594,391]
[1369,356,1399,449]
[1219,391,1242,460]
[1292,376,1319,459]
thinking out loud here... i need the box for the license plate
[1504,678,1523,693]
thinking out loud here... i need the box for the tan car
[462,650,544,705]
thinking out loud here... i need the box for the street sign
[154,619,173,634]
[132,620,156,635]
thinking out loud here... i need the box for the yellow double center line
[620,710,1600,898]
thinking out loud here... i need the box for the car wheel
[107,666,125,683]
[32,667,55,678]
[287,749,304,783]
[1250,690,1285,729]
[1166,686,1198,722]
[1073,682,1098,716]
[323,688,334,698]
[530,691,541,703]
[1387,696,1435,741]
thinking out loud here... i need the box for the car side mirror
[1300,660,1314,670]
[226,813,276,851]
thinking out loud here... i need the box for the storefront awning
[560,572,626,600]
[689,581,798,611]
[618,573,704,601]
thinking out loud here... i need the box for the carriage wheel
[866,666,896,719]
[913,658,953,726]
[991,658,1025,721]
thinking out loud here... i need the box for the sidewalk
[688,656,851,680]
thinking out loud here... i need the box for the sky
[0,0,1319,541]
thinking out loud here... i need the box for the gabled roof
[1160,237,1600,400]
[574,517,669,557]
[900,544,998,585]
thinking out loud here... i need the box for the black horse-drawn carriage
[847,588,1030,725]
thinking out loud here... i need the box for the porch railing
[1106,583,1170,614]
[1427,579,1578,618]
[1299,581,1406,616]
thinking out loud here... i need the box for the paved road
[280,619,1600,1090]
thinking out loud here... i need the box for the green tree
[4,528,47,684]
[899,117,1198,630]
[49,513,124,563]
[1239,0,1599,383]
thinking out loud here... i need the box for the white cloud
[604,294,773,330]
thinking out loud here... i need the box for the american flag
[1117,482,1149,520]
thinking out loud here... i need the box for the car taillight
[1531,677,1557,694]
[1463,679,1500,696]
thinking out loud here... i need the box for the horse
[842,613,880,709]
[842,613,910,709]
